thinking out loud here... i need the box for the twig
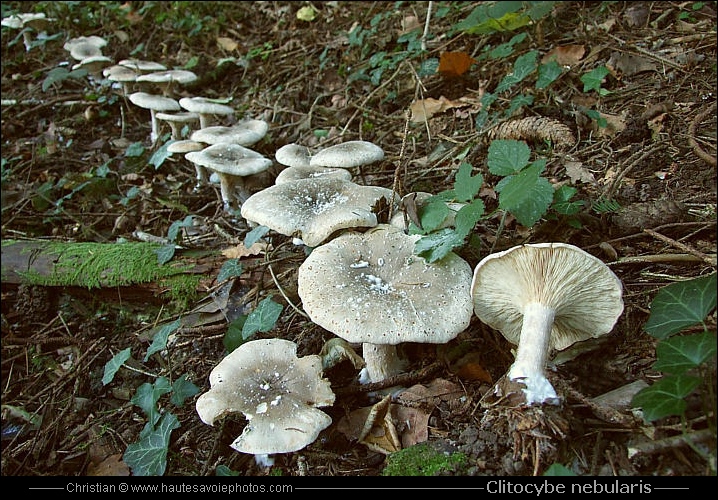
[421,1,433,52]
[627,428,715,459]
[603,144,666,199]
[643,228,717,266]
[334,361,443,396]
[609,253,715,265]
[267,262,309,319]
[688,101,717,167]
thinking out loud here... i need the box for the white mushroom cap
[118,58,167,73]
[190,119,269,146]
[2,12,52,30]
[72,55,113,76]
[167,139,205,154]
[275,143,312,168]
[179,96,235,128]
[471,243,624,351]
[136,69,198,96]
[128,92,180,143]
[275,165,352,185]
[195,338,335,455]
[68,41,104,61]
[156,111,200,140]
[310,140,385,169]
[103,64,138,94]
[240,177,398,247]
[63,35,107,52]
[298,224,473,383]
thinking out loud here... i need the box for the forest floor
[1,1,716,479]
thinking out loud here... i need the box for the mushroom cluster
[63,35,112,80]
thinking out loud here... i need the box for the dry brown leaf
[438,51,476,77]
[541,45,585,66]
[409,96,466,123]
[221,241,270,259]
[216,36,239,52]
[565,160,596,184]
[87,453,130,476]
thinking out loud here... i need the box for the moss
[16,241,193,289]
[162,274,202,310]
[381,442,467,476]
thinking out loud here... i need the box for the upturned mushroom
[196,338,335,458]
[298,223,474,384]
[185,143,272,212]
[471,242,624,406]
[128,92,180,144]
[240,177,397,247]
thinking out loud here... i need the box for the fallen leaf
[565,160,596,184]
[541,45,585,66]
[87,453,130,476]
[409,96,466,122]
[607,51,657,77]
[438,51,476,77]
[221,241,270,259]
[216,37,239,52]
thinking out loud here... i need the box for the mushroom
[471,242,624,406]
[185,143,272,212]
[274,165,352,185]
[103,64,138,95]
[196,338,335,457]
[275,143,312,168]
[179,96,235,129]
[156,111,200,140]
[310,140,385,174]
[240,177,398,247]
[297,223,474,384]
[190,119,269,147]
[135,69,198,97]
[72,55,113,79]
[63,35,107,56]
[128,92,180,144]
[166,139,207,188]
[2,13,54,51]
[118,58,167,73]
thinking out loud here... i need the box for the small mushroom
[471,242,624,406]
[118,58,167,73]
[156,111,200,140]
[190,119,269,147]
[310,140,384,170]
[63,35,107,56]
[103,64,138,95]
[166,139,207,188]
[2,13,54,51]
[274,165,352,185]
[240,177,397,247]
[128,92,180,144]
[179,96,235,129]
[298,223,474,384]
[185,143,272,212]
[135,69,198,97]
[275,143,312,168]
[72,55,113,79]
[196,338,335,457]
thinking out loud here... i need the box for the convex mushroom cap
[128,92,180,143]
[240,177,397,247]
[310,140,384,169]
[298,223,474,383]
[190,119,269,146]
[275,143,312,168]
[185,143,272,211]
[274,165,352,185]
[179,96,235,128]
[118,58,167,73]
[136,69,198,97]
[196,338,335,455]
[471,242,624,405]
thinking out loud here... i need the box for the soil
[1,1,716,479]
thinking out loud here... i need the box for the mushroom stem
[149,109,160,144]
[361,343,406,384]
[217,172,238,212]
[507,302,560,405]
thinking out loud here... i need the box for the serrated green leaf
[454,199,485,238]
[144,319,181,362]
[242,296,283,340]
[131,377,173,425]
[224,316,248,353]
[453,163,483,202]
[552,185,586,215]
[149,140,174,169]
[631,375,702,422]
[102,347,132,386]
[536,60,563,89]
[497,162,553,227]
[418,199,451,234]
[487,139,531,175]
[495,50,537,93]
[123,412,180,476]
[244,225,270,247]
[218,259,244,283]
[580,66,610,93]
[644,273,717,339]
[653,332,717,374]
[154,244,175,265]
[170,374,200,406]
[414,228,465,263]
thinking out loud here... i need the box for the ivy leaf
[124,142,145,158]
[167,215,195,242]
[149,140,175,169]
[653,332,717,375]
[144,318,181,362]
[217,259,244,283]
[414,228,465,263]
[154,244,175,265]
[496,161,554,227]
[487,139,531,175]
[453,162,483,202]
[131,377,173,425]
[644,273,717,339]
[169,374,200,406]
[242,296,283,340]
[244,225,270,247]
[536,60,563,89]
[123,412,180,476]
[495,50,537,93]
[224,316,248,353]
[631,375,702,422]
[580,66,610,93]
[102,347,132,386]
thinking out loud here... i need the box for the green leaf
[418,198,451,234]
[496,161,554,227]
[144,319,181,362]
[495,50,537,93]
[131,377,173,425]
[580,66,610,93]
[552,185,586,215]
[631,375,702,422]
[486,32,527,60]
[154,244,175,265]
[504,94,534,117]
[653,332,717,374]
[102,347,132,386]
[543,463,577,476]
[224,316,248,353]
[487,139,531,175]
[218,259,244,283]
[167,215,195,242]
[536,60,563,89]
[644,273,717,339]
[123,412,180,476]
[169,374,200,406]
[216,464,240,476]
[414,228,465,263]
[453,162,483,202]
[454,199,485,238]
[149,140,174,169]
[244,225,270,247]
[125,142,146,158]
[242,296,283,340]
